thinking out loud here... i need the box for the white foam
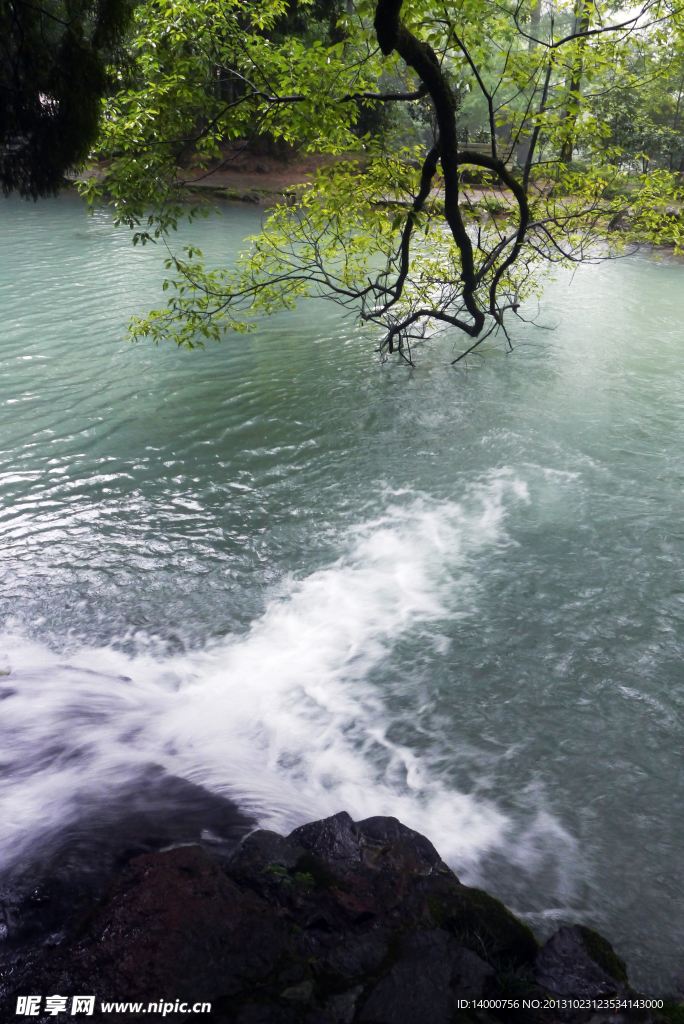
[0,477,535,876]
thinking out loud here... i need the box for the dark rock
[289,811,363,865]
[359,929,493,1024]
[227,828,308,898]
[356,816,443,871]
[236,1006,301,1024]
[425,878,540,969]
[281,981,314,1002]
[0,810,637,1024]
[323,930,389,977]
[535,924,629,996]
[322,985,364,1024]
[358,929,455,1024]
[61,843,293,1002]
[0,770,252,960]
[451,944,496,999]
[232,828,307,871]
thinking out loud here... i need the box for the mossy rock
[576,925,628,985]
[654,1001,684,1024]
[292,852,348,891]
[430,883,539,970]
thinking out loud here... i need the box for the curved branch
[510,0,684,50]
[379,140,441,326]
[374,0,485,335]
[453,150,529,315]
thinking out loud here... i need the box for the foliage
[81,0,387,237]
[589,32,684,171]
[0,0,135,198]
[81,0,684,362]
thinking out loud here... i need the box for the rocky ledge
[0,812,677,1023]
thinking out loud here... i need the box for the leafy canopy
[82,0,684,361]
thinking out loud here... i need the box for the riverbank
[0,811,679,1023]
[73,154,683,258]
[74,149,348,207]
[73,147,530,208]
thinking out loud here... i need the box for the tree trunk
[559,0,591,163]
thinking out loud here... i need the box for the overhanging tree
[83,0,684,361]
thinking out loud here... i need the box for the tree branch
[374,0,485,334]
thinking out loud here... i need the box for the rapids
[1,194,684,990]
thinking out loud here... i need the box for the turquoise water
[1,192,684,990]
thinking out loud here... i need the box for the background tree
[0,0,135,198]
[592,37,684,171]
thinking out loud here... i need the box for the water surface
[1,193,684,990]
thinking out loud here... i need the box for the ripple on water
[1,196,684,990]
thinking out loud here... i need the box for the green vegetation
[0,0,135,197]
[428,882,539,968]
[576,924,628,985]
[13,0,684,359]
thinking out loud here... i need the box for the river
[1,193,684,992]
